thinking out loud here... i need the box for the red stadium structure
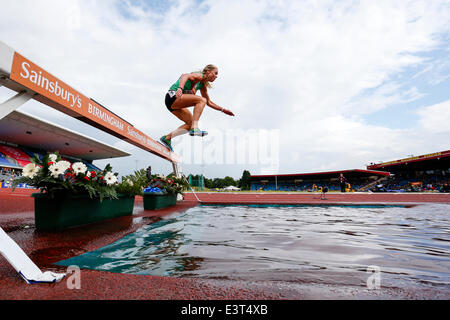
[250,150,450,192]
[250,169,391,192]
[367,150,450,171]
[366,150,450,192]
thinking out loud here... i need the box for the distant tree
[239,170,251,190]
[213,178,224,188]
[223,176,237,187]
[204,177,213,189]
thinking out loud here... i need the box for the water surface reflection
[57,204,450,290]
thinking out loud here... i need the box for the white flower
[126,179,133,186]
[86,171,91,178]
[48,154,58,162]
[57,160,71,172]
[22,163,40,179]
[72,162,87,174]
[49,162,65,178]
[104,172,118,186]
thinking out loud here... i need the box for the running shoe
[189,128,208,137]
[160,136,173,152]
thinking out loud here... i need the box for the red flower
[90,171,97,178]
[84,176,90,181]
[48,161,55,166]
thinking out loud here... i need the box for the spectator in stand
[442,183,450,193]
[339,173,347,193]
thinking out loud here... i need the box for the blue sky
[0,0,449,179]
[116,0,174,18]
[362,44,450,129]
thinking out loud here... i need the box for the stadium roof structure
[366,150,450,172]
[0,110,130,161]
[251,169,390,181]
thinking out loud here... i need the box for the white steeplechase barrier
[0,227,66,284]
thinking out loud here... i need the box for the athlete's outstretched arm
[200,87,235,116]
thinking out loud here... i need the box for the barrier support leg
[172,161,182,178]
[172,162,187,201]
[0,227,66,284]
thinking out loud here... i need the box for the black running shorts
[165,91,177,113]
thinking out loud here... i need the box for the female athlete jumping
[160,64,234,151]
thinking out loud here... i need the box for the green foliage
[167,173,190,192]
[238,170,251,190]
[222,176,237,187]
[204,177,214,189]
[145,173,189,195]
[187,174,244,190]
[116,169,149,196]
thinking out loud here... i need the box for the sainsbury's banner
[10,52,179,163]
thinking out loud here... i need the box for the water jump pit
[54,203,449,289]
[1,189,449,300]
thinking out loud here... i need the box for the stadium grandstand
[0,110,130,188]
[250,169,391,192]
[367,150,450,192]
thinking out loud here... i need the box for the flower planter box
[32,193,135,231]
[143,193,177,210]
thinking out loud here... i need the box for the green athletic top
[169,73,204,92]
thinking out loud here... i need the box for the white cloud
[417,100,450,134]
[343,83,426,116]
[1,0,449,178]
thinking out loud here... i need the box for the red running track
[0,188,449,300]
[183,191,450,205]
